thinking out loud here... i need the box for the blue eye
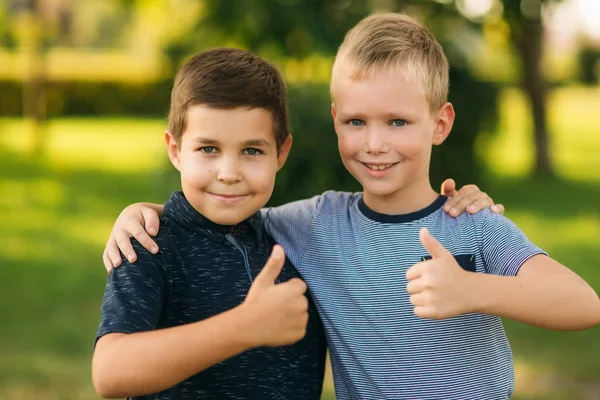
[391,119,407,127]
[198,146,217,153]
[244,148,263,156]
[349,119,365,127]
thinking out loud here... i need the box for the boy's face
[332,66,454,211]
[166,105,292,225]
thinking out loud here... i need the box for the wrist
[232,302,264,349]
[462,272,487,314]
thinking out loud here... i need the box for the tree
[502,0,555,178]
[11,0,48,158]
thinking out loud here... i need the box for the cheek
[338,133,361,156]
[244,159,277,191]
[397,131,429,158]
[179,158,213,184]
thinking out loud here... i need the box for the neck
[362,179,438,215]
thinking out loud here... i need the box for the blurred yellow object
[0,49,166,82]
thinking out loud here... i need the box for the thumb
[253,245,286,287]
[440,178,456,196]
[419,228,449,259]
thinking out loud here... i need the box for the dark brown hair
[168,48,290,148]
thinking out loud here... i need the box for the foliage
[1,105,600,398]
[578,45,600,85]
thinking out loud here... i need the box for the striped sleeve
[478,210,547,277]
[261,195,322,268]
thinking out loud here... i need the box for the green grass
[1,86,599,399]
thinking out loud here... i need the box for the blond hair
[331,13,449,112]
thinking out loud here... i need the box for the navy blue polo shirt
[96,191,326,399]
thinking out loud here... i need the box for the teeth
[366,164,393,170]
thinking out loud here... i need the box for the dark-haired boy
[92,48,326,399]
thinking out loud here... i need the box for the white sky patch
[574,0,600,40]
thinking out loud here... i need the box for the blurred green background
[1,0,599,399]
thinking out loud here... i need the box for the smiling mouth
[361,162,398,171]
[212,194,247,198]
[208,193,249,202]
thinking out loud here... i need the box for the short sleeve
[95,239,166,343]
[261,195,322,268]
[478,210,547,277]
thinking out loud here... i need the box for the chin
[209,212,249,226]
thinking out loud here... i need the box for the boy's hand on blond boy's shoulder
[440,178,505,217]
[241,245,309,347]
[405,228,477,320]
[103,203,161,273]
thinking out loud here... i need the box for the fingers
[130,222,159,254]
[254,245,286,287]
[281,277,308,294]
[413,306,439,319]
[491,203,505,215]
[113,230,137,264]
[443,184,479,216]
[419,228,448,259]
[103,250,113,273]
[411,294,440,319]
[440,178,456,196]
[409,292,426,306]
[106,236,124,268]
[464,195,493,214]
[141,208,160,237]
[406,279,425,295]
[406,262,424,281]
[463,190,496,214]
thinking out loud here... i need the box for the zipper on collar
[225,233,253,283]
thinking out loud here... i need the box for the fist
[243,245,309,347]
[405,228,474,320]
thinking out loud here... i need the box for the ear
[432,102,455,146]
[331,103,337,120]
[276,135,293,171]
[165,130,182,171]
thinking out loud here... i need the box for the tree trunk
[510,8,555,178]
[21,0,47,158]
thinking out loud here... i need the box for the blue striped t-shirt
[263,191,545,400]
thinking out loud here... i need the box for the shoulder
[153,215,211,254]
[448,207,502,231]
[464,208,521,234]
[314,190,361,213]
[121,217,182,272]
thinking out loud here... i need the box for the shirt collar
[358,194,447,223]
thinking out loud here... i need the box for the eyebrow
[337,111,415,120]
[243,139,272,147]
[193,137,272,147]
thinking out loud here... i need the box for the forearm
[93,304,257,398]
[469,272,600,330]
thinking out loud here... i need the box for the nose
[217,156,242,184]
[364,128,389,155]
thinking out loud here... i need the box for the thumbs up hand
[242,245,309,347]
[405,228,475,320]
